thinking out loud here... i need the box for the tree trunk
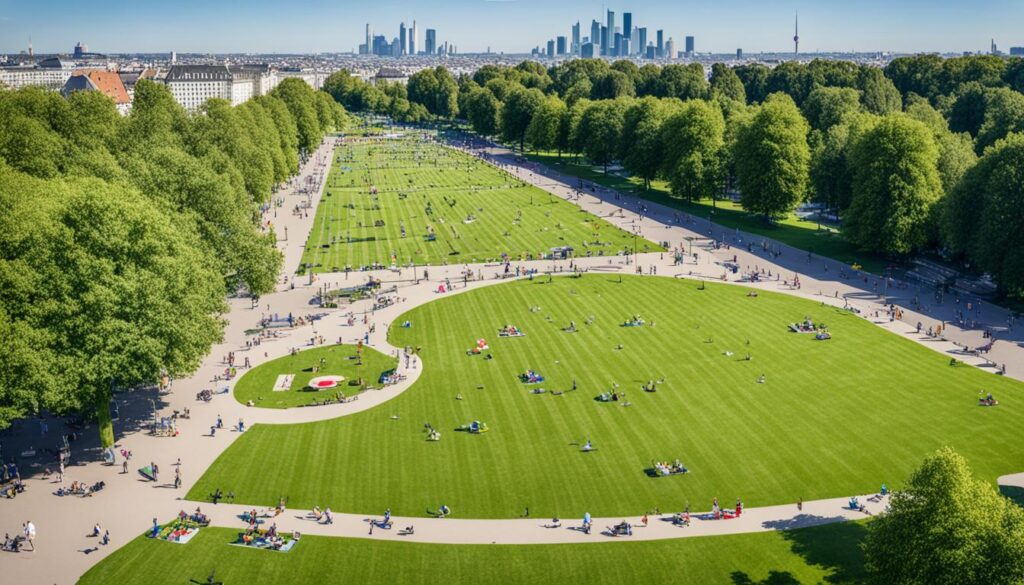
[95,388,114,449]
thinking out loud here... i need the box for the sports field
[189,276,1022,518]
[298,138,661,272]
[233,344,398,409]
[78,522,867,585]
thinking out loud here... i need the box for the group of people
[652,459,688,477]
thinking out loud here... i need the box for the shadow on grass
[1000,485,1024,508]
[730,570,801,585]
[781,521,869,584]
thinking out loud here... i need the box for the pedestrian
[23,521,35,551]
[122,459,128,474]
[151,462,159,482]
[641,513,648,527]
[797,498,803,511]
[175,467,182,489]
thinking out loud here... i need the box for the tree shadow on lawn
[780,520,869,584]
[1000,485,1024,508]
[730,570,801,585]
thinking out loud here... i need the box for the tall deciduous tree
[845,114,943,254]
[858,67,903,115]
[620,97,678,189]
[576,99,626,171]
[710,63,746,104]
[864,447,1024,585]
[659,99,725,201]
[733,93,811,219]
[525,95,566,154]
[802,86,862,131]
[500,87,545,152]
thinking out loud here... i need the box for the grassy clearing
[78,522,868,585]
[190,275,1023,518]
[233,344,398,409]
[298,139,661,273]
[526,152,888,274]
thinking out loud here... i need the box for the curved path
[3,135,1022,583]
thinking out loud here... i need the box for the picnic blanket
[273,374,294,392]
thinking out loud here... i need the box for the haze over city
[2,0,1023,55]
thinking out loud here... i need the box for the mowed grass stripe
[190,276,1024,518]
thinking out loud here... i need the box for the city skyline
[2,0,1024,55]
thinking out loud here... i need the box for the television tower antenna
[793,13,799,58]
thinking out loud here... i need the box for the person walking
[23,521,35,551]
[174,467,182,489]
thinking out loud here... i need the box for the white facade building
[164,64,279,111]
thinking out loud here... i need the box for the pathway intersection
[2,134,1021,584]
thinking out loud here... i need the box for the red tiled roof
[71,69,130,104]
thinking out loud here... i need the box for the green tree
[656,64,710,101]
[500,87,545,152]
[948,82,989,137]
[954,133,1024,295]
[619,97,677,189]
[733,94,811,219]
[802,86,862,131]
[576,99,626,171]
[466,88,501,137]
[525,95,566,154]
[0,170,226,447]
[846,114,943,254]
[710,63,746,103]
[660,99,725,201]
[976,87,1024,153]
[591,70,635,100]
[859,67,903,115]
[765,61,813,105]
[271,78,323,152]
[864,447,1024,585]
[735,64,770,104]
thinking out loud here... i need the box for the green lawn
[525,152,888,274]
[189,275,1023,518]
[79,522,868,585]
[233,344,398,409]
[298,139,661,273]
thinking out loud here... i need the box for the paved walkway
[2,135,1022,583]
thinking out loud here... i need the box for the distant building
[613,32,623,57]
[1011,47,1024,56]
[656,30,664,58]
[372,67,409,86]
[645,44,656,59]
[73,42,88,58]
[399,22,408,56]
[638,28,647,56]
[547,39,555,57]
[164,64,233,111]
[685,36,695,56]
[665,38,676,60]
[0,57,76,90]
[620,37,631,56]
[425,29,437,55]
[556,36,567,56]
[623,12,632,53]
[164,64,276,111]
[410,21,419,55]
[118,68,159,103]
[601,25,608,56]
[591,20,601,53]
[736,48,743,59]
[581,42,596,59]
[63,69,131,114]
[571,22,581,54]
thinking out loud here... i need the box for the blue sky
[2,0,1022,55]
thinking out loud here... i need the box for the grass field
[233,344,398,409]
[525,152,888,275]
[189,275,1023,518]
[78,522,868,585]
[298,139,661,273]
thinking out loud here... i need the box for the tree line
[324,56,1024,298]
[0,78,347,443]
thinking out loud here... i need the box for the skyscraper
[613,33,623,57]
[547,39,555,56]
[591,20,601,52]
[365,24,373,56]
[399,22,407,56]
[601,25,608,56]
[582,42,596,58]
[557,36,567,55]
[571,21,581,54]
[665,37,675,60]
[425,29,437,55]
[410,21,418,55]
[656,30,664,58]
[623,12,632,52]
[736,48,743,59]
[685,36,694,56]
[606,10,615,52]
[638,28,647,56]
